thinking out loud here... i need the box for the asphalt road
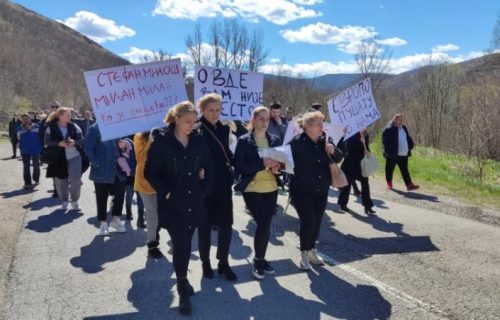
[2,145,499,319]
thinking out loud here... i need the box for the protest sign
[282,116,344,146]
[194,66,263,121]
[84,59,187,141]
[258,145,295,174]
[327,77,381,139]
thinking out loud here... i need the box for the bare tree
[185,18,267,72]
[185,23,204,66]
[355,38,392,91]
[489,10,500,51]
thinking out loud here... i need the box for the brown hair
[247,106,270,131]
[296,111,324,129]
[164,101,197,125]
[46,107,71,123]
[198,93,222,112]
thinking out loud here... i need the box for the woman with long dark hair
[234,106,282,280]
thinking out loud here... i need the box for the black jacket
[8,118,21,140]
[199,117,233,192]
[382,123,414,159]
[290,132,343,196]
[144,126,214,229]
[233,132,282,193]
[337,133,369,180]
[45,121,89,179]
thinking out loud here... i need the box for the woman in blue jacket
[84,124,127,236]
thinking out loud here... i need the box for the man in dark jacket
[17,114,42,189]
[382,114,419,191]
[8,115,21,158]
[267,102,288,144]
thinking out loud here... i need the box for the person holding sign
[289,111,344,271]
[382,114,420,191]
[337,128,376,215]
[234,106,282,280]
[197,93,237,281]
[144,101,213,316]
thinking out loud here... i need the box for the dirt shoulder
[0,139,37,320]
[368,176,500,227]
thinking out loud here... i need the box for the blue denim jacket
[83,124,120,184]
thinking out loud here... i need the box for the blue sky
[11,0,499,77]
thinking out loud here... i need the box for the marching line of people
[8,96,420,316]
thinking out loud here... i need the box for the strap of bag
[202,123,232,168]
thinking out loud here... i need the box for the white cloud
[120,47,193,64]
[281,23,377,45]
[152,0,322,25]
[376,37,407,46]
[432,43,460,53]
[260,50,488,77]
[61,11,135,43]
[280,22,406,54]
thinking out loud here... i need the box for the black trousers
[21,154,40,185]
[167,225,195,278]
[10,138,17,156]
[94,177,126,221]
[338,177,373,208]
[243,191,278,260]
[291,191,328,251]
[198,190,234,263]
[385,156,413,185]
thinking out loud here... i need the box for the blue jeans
[21,154,40,185]
[125,184,144,211]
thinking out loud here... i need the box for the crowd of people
[8,96,420,316]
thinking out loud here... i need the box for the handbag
[202,123,235,178]
[326,150,348,189]
[361,154,380,177]
[40,146,62,165]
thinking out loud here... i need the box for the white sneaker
[71,201,80,210]
[99,222,109,236]
[110,218,126,233]
[61,202,69,211]
[299,251,311,271]
[308,249,325,266]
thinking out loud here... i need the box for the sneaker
[61,201,69,211]
[299,251,311,270]
[202,261,214,279]
[110,219,126,233]
[387,182,393,190]
[339,205,350,212]
[262,259,275,275]
[99,222,109,236]
[308,249,325,266]
[148,247,164,259]
[71,201,80,210]
[252,261,265,280]
[23,184,33,190]
[407,183,420,191]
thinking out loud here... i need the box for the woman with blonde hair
[44,107,88,210]
[197,93,237,281]
[234,106,282,280]
[144,101,213,316]
[289,111,343,271]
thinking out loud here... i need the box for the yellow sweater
[245,136,278,193]
[133,133,155,195]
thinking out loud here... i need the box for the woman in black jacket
[144,101,213,316]
[234,106,281,280]
[197,93,237,281]
[337,128,375,214]
[289,111,343,271]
